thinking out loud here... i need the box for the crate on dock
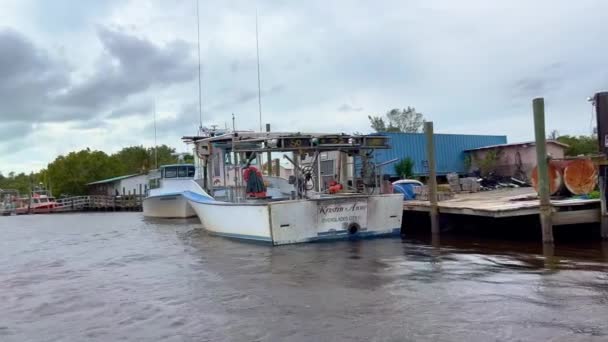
[447,173,461,193]
[460,177,480,193]
[414,185,455,201]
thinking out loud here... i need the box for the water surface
[1,213,607,341]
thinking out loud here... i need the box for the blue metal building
[371,132,507,176]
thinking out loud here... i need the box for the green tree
[112,144,178,175]
[369,107,425,133]
[47,149,120,196]
[394,157,415,179]
[368,116,388,132]
[0,172,34,194]
[149,145,179,167]
[556,135,598,156]
[1,144,183,197]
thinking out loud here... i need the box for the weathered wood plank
[552,209,600,226]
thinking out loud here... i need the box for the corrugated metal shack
[372,132,507,176]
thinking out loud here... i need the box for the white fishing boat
[142,163,211,218]
[182,132,403,245]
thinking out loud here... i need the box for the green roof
[87,173,142,185]
[159,163,194,168]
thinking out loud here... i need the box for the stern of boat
[268,194,403,245]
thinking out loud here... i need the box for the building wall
[469,143,566,177]
[370,132,508,176]
[119,175,149,195]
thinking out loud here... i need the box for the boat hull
[143,194,195,218]
[184,192,403,245]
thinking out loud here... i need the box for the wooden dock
[403,188,601,226]
[1,195,143,215]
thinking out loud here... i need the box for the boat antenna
[196,0,204,134]
[255,9,263,132]
[232,113,236,132]
[154,99,158,169]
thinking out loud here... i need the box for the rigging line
[196,0,203,132]
[256,8,262,132]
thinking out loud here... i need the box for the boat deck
[403,188,601,225]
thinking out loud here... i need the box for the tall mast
[154,100,158,169]
[256,9,262,132]
[196,0,203,134]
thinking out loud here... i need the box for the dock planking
[403,187,601,225]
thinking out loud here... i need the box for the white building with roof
[87,173,150,196]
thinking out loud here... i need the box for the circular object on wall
[563,159,597,195]
[531,161,563,195]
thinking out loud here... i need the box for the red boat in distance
[15,187,57,214]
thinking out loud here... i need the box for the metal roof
[464,140,569,152]
[369,132,508,176]
[87,173,143,185]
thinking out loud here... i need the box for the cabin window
[224,152,232,165]
[164,167,178,178]
[187,166,195,177]
[40,198,48,203]
[320,160,334,175]
[213,153,221,177]
[33,199,39,204]
[178,166,188,178]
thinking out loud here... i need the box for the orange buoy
[531,161,562,195]
[563,159,597,195]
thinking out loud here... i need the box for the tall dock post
[265,123,272,176]
[533,97,554,244]
[594,92,608,239]
[425,121,439,235]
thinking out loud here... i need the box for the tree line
[368,109,599,157]
[548,129,599,156]
[0,145,186,196]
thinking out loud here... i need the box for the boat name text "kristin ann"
[318,202,367,215]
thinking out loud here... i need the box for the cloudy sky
[1,0,607,174]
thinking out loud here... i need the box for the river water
[1,213,607,341]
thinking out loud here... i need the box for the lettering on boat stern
[317,200,368,232]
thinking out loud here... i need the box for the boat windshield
[33,199,40,204]
[39,198,48,203]
[163,165,195,179]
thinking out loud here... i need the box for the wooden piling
[266,123,272,176]
[274,158,280,177]
[600,177,608,239]
[533,97,554,244]
[424,121,440,235]
[594,92,608,239]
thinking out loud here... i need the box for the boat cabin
[147,164,198,195]
[184,132,392,202]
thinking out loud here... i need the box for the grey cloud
[0,122,33,141]
[0,27,198,127]
[0,122,35,156]
[107,101,154,119]
[510,62,564,98]
[337,104,363,112]
[69,118,112,130]
[211,84,286,111]
[56,27,197,110]
[142,103,199,137]
[0,29,70,122]
[230,59,256,73]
